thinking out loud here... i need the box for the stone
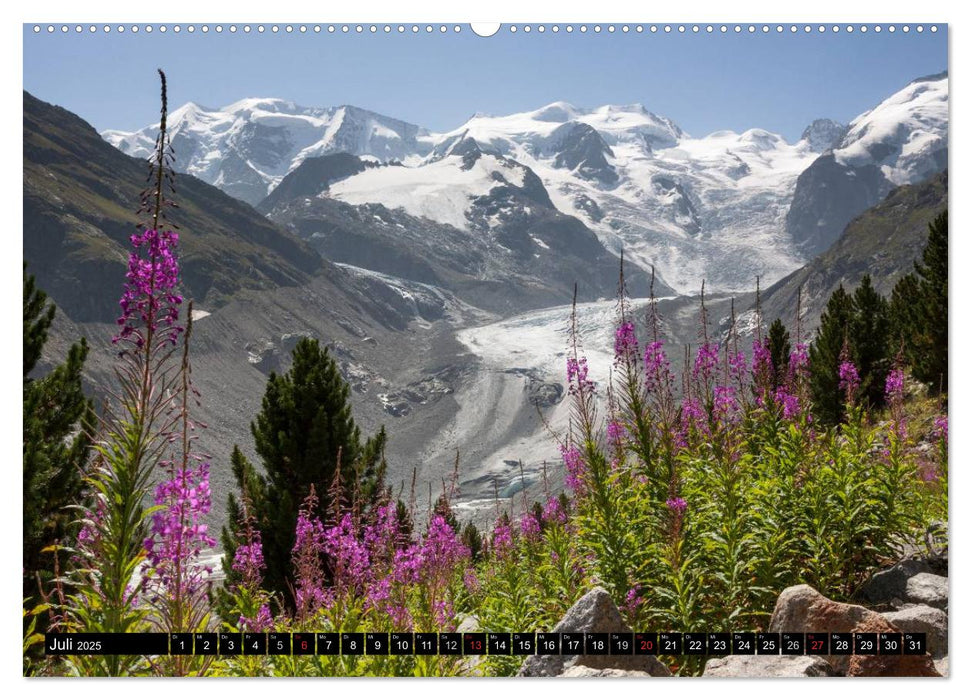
[934,657,948,677]
[517,587,670,677]
[854,558,935,608]
[561,666,653,678]
[883,605,947,657]
[456,614,479,633]
[904,573,948,611]
[703,655,835,677]
[768,584,939,676]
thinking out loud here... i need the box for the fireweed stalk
[65,70,193,676]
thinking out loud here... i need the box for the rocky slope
[260,149,660,314]
[762,170,947,334]
[787,73,948,255]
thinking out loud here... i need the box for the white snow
[102,99,436,196]
[835,75,948,184]
[328,154,525,231]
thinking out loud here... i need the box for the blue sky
[23,24,947,141]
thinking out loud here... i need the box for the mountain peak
[800,118,847,153]
[219,97,305,115]
[531,101,579,122]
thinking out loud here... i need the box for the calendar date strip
[45,631,927,657]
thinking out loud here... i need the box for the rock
[769,584,939,676]
[246,339,281,374]
[456,614,479,633]
[854,558,937,608]
[703,655,835,677]
[883,606,947,657]
[517,587,670,677]
[561,666,652,678]
[934,656,948,677]
[904,573,948,611]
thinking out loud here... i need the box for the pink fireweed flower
[713,385,740,424]
[885,368,905,402]
[773,386,801,421]
[143,462,217,593]
[232,533,265,589]
[666,496,687,541]
[519,512,541,540]
[463,567,480,593]
[752,338,774,394]
[606,420,627,466]
[542,496,567,525]
[113,229,184,348]
[560,444,586,492]
[676,397,706,448]
[391,544,423,585]
[789,343,809,373]
[292,499,329,621]
[491,520,513,557]
[421,515,470,578]
[606,420,626,442]
[728,350,747,384]
[885,366,907,438]
[566,356,595,396]
[363,502,401,561]
[365,576,392,613]
[643,340,673,394]
[934,415,948,443]
[622,585,644,617]
[613,321,638,363]
[693,343,720,384]
[838,360,860,401]
[665,497,687,514]
[238,603,273,632]
[321,512,370,593]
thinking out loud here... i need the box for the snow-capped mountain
[835,72,948,184]
[320,102,820,294]
[787,72,948,254]
[102,98,435,205]
[103,74,948,294]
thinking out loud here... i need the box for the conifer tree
[849,274,890,409]
[890,211,947,393]
[767,318,791,389]
[23,265,94,602]
[808,284,854,425]
[221,337,387,609]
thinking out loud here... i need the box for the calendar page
[22,16,948,681]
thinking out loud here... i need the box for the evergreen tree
[890,211,947,393]
[809,285,855,425]
[221,337,387,610]
[850,274,890,409]
[23,265,94,602]
[461,522,484,563]
[767,318,791,389]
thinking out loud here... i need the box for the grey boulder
[703,655,835,677]
[883,605,947,657]
[517,587,670,677]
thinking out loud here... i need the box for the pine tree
[849,274,890,409]
[890,211,947,393]
[23,265,94,602]
[221,337,387,610]
[809,284,854,425]
[461,522,484,563]
[767,318,791,389]
[889,273,921,356]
